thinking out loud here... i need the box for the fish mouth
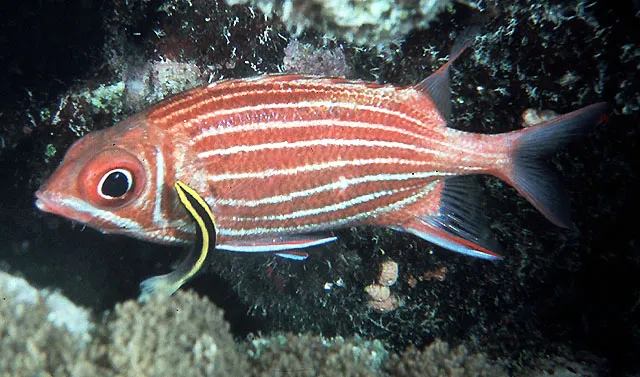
[35,191,55,213]
[36,190,192,245]
[35,190,57,213]
[34,190,93,225]
[35,190,148,236]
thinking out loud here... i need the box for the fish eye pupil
[99,169,133,199]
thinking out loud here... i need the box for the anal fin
[400,176,502,260]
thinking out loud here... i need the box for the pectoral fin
[217,234,337,259]
[275,251,310,260]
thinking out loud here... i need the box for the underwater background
[0,0,638,376]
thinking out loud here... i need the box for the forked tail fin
[504,102,608,227]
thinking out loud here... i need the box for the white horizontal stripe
[163,86,364,124]
[198,138,447,159]
[235,186,413,222]
[195,117,425,140]
[191,101,503,158]
[191,100,429,137]
[182,82,377,119]
[218,181,437,237]
[206,158,445,182]
[195,118,426,145]
[55,196,192,243]
[215,171,452,207]
[59,197,144,232]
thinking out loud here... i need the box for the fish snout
[35,189,59,214]
[34,189,96,227]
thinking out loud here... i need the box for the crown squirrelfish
[35,38,606,264]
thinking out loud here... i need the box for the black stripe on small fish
[138,180,217,301]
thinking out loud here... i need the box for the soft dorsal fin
[415,29,478,122]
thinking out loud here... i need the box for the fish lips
[35,190,95,226]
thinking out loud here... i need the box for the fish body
[35,40,606,260]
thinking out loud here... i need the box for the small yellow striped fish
[138,181,217,301]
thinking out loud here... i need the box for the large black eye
[97,169,134,199]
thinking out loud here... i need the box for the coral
[44,291,94,343]
[123,59,208,113]
[1,273,248,377]
[283,39,352,77]
[365,284,391,301]
[377,259,398,287]
[0,271,94,342]
[246,333,389,377]
[104,0,287,81]
[0,272,108,377]
[366,293,400,313]
[0,272,610,376]
[226,0,451,48]
[106,290,249,377]
[0,270,39,305]
[364,283,401,313]
[385,339,507,377]
[521,108,558,127]
[519,348,608,377]
[364,259,401,312]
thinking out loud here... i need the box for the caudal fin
[506,102,608,227]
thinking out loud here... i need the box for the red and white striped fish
[35,39,606,261]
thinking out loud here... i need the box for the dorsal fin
[415,29,478,122]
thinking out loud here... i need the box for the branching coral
[385,339,507,377]
[0,272,108,377]
[245,333,389,377]
[106,291,249,377]
[1,272,597,376]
